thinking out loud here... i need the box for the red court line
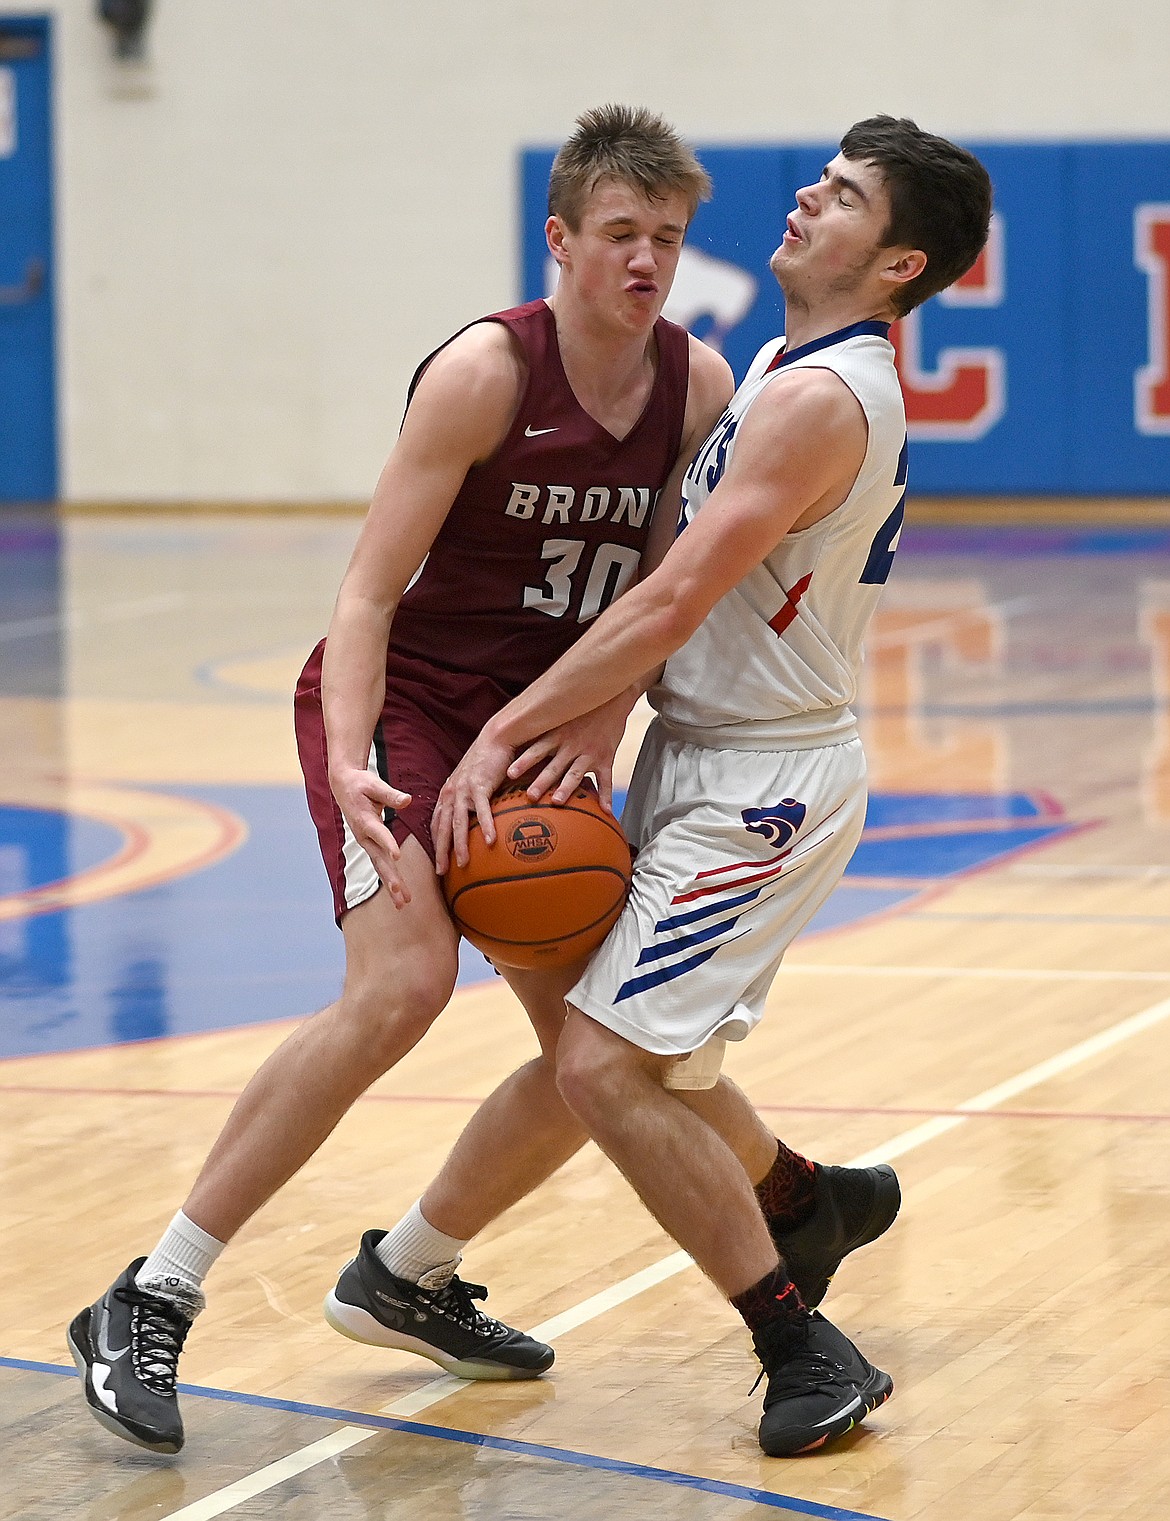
[0,1083,1165,1125]
[0,794,247,922]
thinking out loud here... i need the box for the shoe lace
[117,1286,194,1397]
[751,1318,849,1404]
[755,1346,851,1403]
[428,1275,508,1338]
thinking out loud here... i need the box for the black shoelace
[119,1287,193,1397]
[750,1317,847,1400]
[756,1346,851,1403]
[429,1276,508,1338]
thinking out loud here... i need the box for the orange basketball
[442,776,632,970]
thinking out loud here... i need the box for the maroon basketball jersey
[386,300,690,702]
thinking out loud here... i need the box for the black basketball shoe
[324,1230,554,1380]
[770,1163,901,1308]
[754,1309,893,1457]
[67,1259,202,1453]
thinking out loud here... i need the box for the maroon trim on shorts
[294,640,493,926]
[294,640,352,923]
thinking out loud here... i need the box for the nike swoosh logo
[374,1289,428,1324]
[812,1393,863,1426]
[96,1304,130,1362]
[524,425,558,437]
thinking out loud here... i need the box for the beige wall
[6,0,1170,500]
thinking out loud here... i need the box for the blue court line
[900,526,1170,557]
[193,647,302,701]
[3,1356,891,1521]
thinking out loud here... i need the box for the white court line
[158,990,1170,1520]
[846,993,1170,1166]
[863,595,1040,650]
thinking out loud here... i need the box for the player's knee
[341,964,454,1065]
[555,1020,627,1121]
[341,1003,439,1076]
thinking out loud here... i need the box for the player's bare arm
[434,364,868,866]
[488,335,737,824]
[323,322,525,905]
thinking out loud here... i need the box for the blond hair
[548,104,711,230]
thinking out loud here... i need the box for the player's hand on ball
[506,693,633,813]
[432,725,517,874]
[330,765,413,908]
[442,776,631,969]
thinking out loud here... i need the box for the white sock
[374,1199,469,1284]
[137,1210,225,1303]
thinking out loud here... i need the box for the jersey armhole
[400,319,531,466]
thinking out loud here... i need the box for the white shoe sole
[322,1290,542,1381]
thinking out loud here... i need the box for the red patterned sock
[754,1139,817,1233]
[730,1263,806,1334]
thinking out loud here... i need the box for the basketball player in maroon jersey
[69,105,898,1456]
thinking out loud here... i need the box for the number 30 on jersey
[523,539,642,622]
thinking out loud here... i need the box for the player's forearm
[321,596,396,778]
[490,593,690,750]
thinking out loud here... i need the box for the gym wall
[2,0,1168,501]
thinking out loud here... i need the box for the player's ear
[546,215,569,265]
[881,247,927,291]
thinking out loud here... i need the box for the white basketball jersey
[651,320,907,748]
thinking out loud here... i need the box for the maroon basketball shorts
[293,640,507,924]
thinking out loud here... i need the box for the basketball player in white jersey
[433,116,992,1457]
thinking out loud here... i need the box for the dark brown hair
[840,116,993,315]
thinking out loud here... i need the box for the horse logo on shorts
[741,798,807,849]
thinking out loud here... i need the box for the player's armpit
[656,366,869,607]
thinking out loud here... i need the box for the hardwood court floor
[1,506,1169,1520]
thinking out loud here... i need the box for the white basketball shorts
[568,721,867,1086]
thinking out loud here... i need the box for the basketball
[442,776,632,969]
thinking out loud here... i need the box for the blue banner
[521,140,1170,495]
